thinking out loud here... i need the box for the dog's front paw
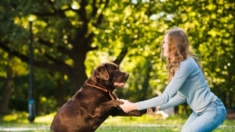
[112,100,124,107]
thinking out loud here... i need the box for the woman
[120,27,226,132]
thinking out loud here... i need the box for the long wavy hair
[161,27,202,81]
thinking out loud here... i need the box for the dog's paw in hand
[118,99,136,113]
[112,100,124,107]
[117,100,124,105]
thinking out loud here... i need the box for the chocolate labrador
[50,62,152,132]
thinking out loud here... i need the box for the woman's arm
[135,61,192,110]
[159,92,186,110]
[120,92,186,113]
[120,58,193,112]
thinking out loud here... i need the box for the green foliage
[0,0,235,115]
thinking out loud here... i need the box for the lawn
[0,112,234,132]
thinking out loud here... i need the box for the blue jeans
[181,98,226,132]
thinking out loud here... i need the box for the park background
[0,0,235,131]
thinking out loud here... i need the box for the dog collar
[86,84,115,100]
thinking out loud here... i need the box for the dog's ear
[95,64,109,80]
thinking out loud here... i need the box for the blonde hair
[161,27,202,81]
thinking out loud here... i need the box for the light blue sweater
[136,56,217,112]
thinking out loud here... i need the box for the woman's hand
[119,99,137,113]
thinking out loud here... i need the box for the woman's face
[162,34,169,57]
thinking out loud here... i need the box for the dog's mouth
[113,82,125,87]
[112,73,129,88]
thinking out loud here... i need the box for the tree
[0,54,12,114]
[0,0,159,92]
[1,0,234,114]
[0,0,162,113]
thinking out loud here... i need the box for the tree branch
[113,47,128,65]
[73,0,89,37]
[37,38,72,56]
[78,0,88,23]
[93,0,110,27]
[91,0,98,17]
[0,43,70,74]
[0,43,28,62]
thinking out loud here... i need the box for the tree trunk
[0,56,12,114]
[68,50,88,93]
[56,79,65,107]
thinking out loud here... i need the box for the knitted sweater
[136,56,217,112]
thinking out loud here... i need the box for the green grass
[0,112,234,132]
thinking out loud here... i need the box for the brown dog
[50,62,151,132]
